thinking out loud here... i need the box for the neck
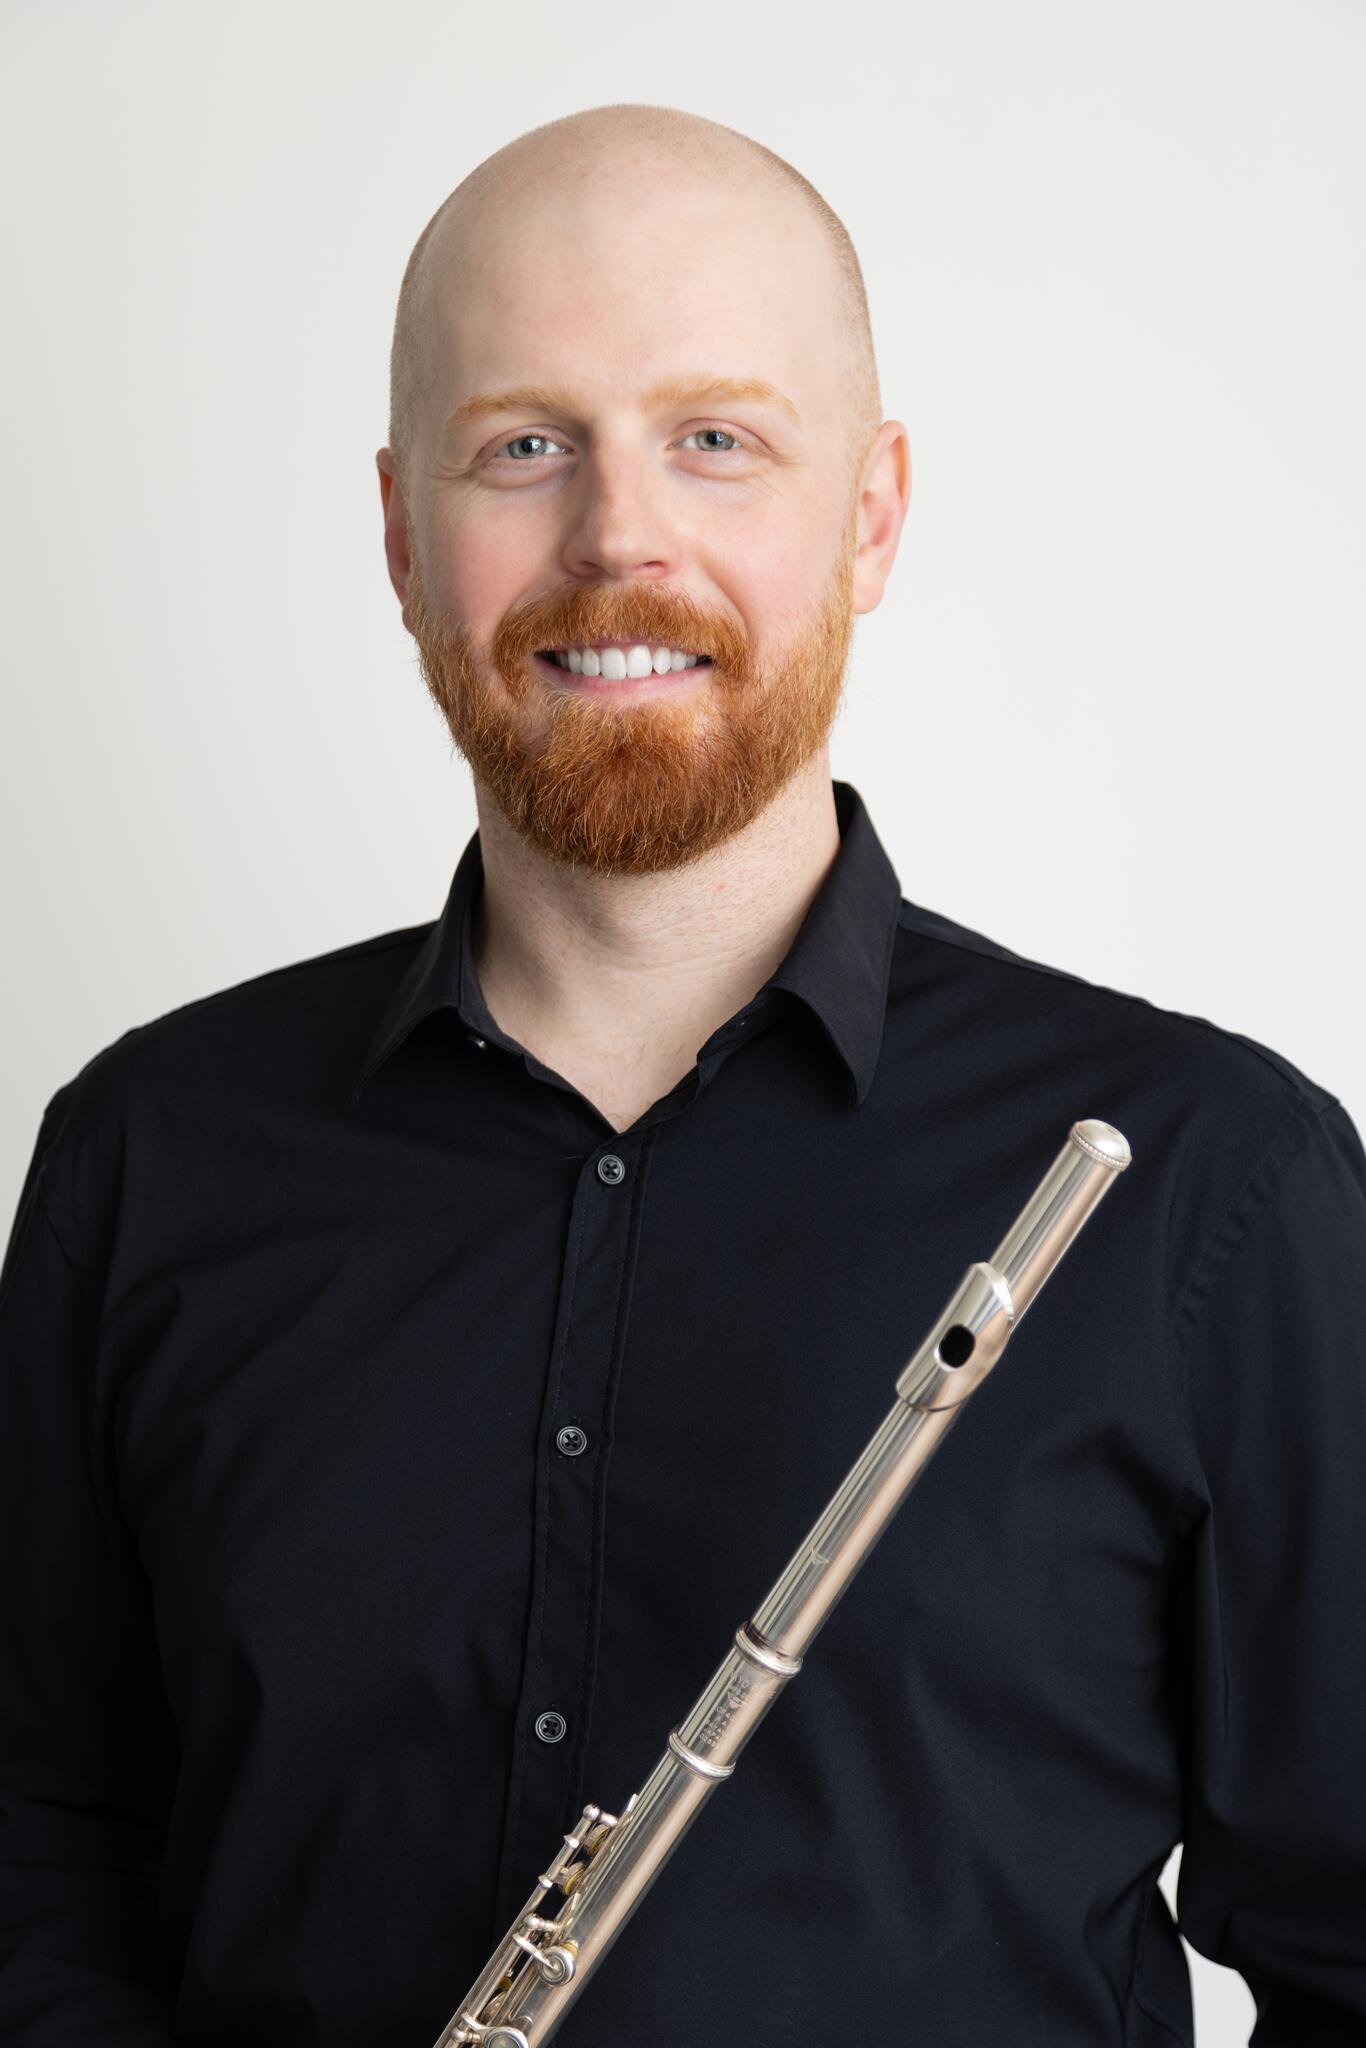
[469,754,842,1125]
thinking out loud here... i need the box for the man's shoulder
[891,894,1340,1126]
[33,920,433,1213]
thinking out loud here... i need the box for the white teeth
[547,644,705,675]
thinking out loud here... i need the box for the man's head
[377,104,910,875]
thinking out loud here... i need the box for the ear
[851,421,912,616]
[376,449,415,630]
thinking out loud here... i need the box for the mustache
[492,588,752,680]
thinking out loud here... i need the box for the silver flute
[430,1118,1132,2047]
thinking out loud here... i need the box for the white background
[3,2,1364,2038]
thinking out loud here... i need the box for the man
[1,102,1363,2048]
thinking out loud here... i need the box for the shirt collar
[349,779,902,1113]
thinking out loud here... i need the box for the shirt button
[534,1711,567,1744]
[597,1153,626,1186]
[556,1425,588,1457]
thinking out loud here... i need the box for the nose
[558,442,682,585]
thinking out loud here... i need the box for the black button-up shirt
[3,780,1364,2046]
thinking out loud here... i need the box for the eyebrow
[441,375,803,437]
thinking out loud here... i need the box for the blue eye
[682,428,741,452]
[489,424,748,467]
[499,433,567,461]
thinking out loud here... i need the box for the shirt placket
[491,1126,652,1932]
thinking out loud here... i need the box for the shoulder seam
[0,1126,88,1325]
[1161,1093,1345,1525]
[34,1182,88,1301]
[1166,1092,1338,1365]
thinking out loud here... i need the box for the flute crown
[1070,1120,1131,1170]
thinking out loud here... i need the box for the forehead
[425,167,842,420]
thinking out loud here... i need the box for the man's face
[388,161,870,874]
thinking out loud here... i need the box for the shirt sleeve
[0,1098,181,2045]
[1171,1094,1366,2043]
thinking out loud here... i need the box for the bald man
[3,103,1365,2048]
[378,105,899,1134]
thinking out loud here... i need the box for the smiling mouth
[535,645,713,679]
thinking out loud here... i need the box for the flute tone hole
[937,1324,975,1368]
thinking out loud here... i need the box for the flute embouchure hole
[937,1324,975,1368]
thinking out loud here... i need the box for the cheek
[430,521,534,640]
[721,557,796,653]
[718,490,833,604]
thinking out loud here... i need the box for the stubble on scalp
[388,105,882,504]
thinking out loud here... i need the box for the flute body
[430,1118,1132,2047]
